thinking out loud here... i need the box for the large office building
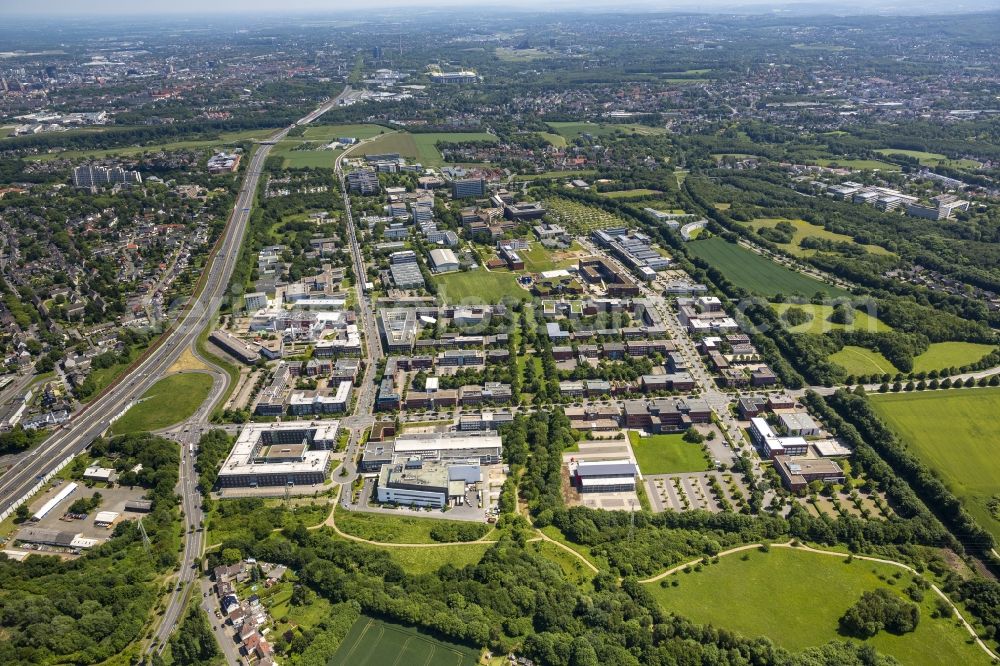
[389,250,425,289]
[216,422,339,488]
[348,168,380,195]
[72,164,142,189]
[379,309,418,352]
[360,431,502,472]
[452,177,485,199]
[375,460,481,508]
[429,70,478,84]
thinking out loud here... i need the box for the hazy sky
[5,0,1000,14]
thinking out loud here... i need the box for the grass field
[829,346,899,376]
[911,342,996,373]
[25,128,276,162]
[829,342,996,376]
[301,124,390,141]
[388,543,492,575]
[546,121,668,139]
[357,131,497,167]
[518,241,583,273]
[270,140,341,168]
[435,270,530,303]
[334,506,489,544]
[329,616,480,666]
[495,47,552,61]
[772,302,891,334]
[875,148,980,170]
[646,548,988,665]
[539,131,568,147]
[513,169,598,181]
[110,372,213,435]
[686,237,848,298]
[600,188,663,199]
[528,539,595,589]
[746,218,894,258]
[872,388,1000,542]
[628,432,709,474]
[809,158,900,171]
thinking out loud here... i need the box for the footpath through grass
[628,431,710,474]
[329,615,480,666]
[110,372,213,435]
[687,236,847,298]
[871,388,1000,543]
[646,547,989,666]
[828,342,996,377]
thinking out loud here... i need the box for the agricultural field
[745,218,894,257]
[495,47,552,61]
[25,128,277,162]
[875,148,980,170]
[546,121,668,139]
[270,140,340,168]
[513,169,598,181]
[329,616,480,666]
[872,388,1000,542]
[686,237,848,298]
[629,432,710,474]
[435,270,530,303]
[356,131,497,167]
[544,196,629,233]
[300,123,390,141]
[110,372,214,435]
[771,302,891,334]
[647,547,989,666]
[829,342,996,376]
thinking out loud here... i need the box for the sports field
[628,432,709,474]
[111,372,214,435]
[646,547,989,665]
[772,303,891,334]
[872,388,1000,542]
[686,237,848,298]
[747,218,894,257]
[435,270,530,303]
[357,131,497,167]
[329,616,480,666]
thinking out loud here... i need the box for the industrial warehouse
[216,422,340,488]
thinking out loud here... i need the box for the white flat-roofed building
[779,412,821,437]
[83,466,116,483]
[376,461,476,508]
[391,432,502,464]
[94,511,119,527]
[571,459,638,493]
[34,482,78,520]
[216,422,339,488]
[428,248,460,273]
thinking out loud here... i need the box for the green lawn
[747,218,894,258]
[270,140,341,168]
[911,342,996,373]
[356,131,497,167]
[513,169,599,181]
[330,616,480,666]
[110,372,213,435]
[334,505,490,544]
[772,302,891,334]
[435,270,530,303]
[829,342,997,377]
[646,547,989,666]
[687,236,848,298]
[628,431,710,474]
[872,388,1000,542]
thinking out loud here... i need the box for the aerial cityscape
[1,3,999,666]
